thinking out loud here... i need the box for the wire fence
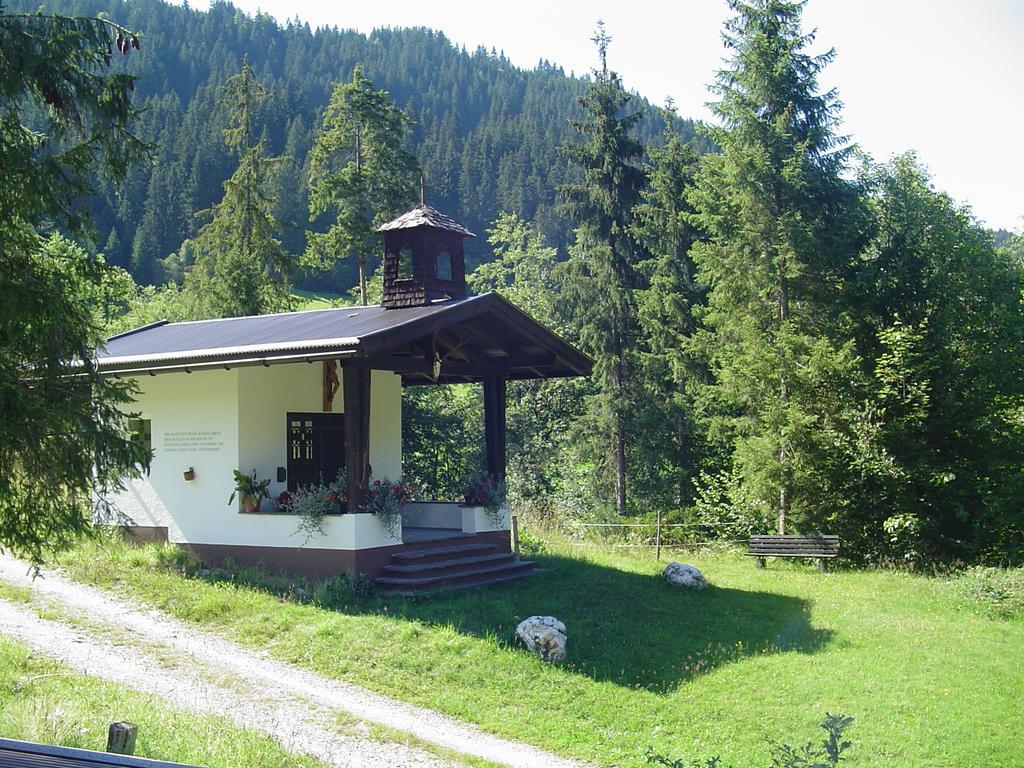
[549,517,746,560]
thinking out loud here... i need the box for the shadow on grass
[203,550,832,693]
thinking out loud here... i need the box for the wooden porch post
[483,375,507,481]
[343,365,371,512]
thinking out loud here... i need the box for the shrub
[692,467,773,541]
[950,566,1024,619]
[313,571,374,606]
[646,713,854,768]
[517,527,548,557]
[124,542,198,575]
[882,513,922,565]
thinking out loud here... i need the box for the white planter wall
[404,502,462,529]
[110,364,403,551]
[240,510,401,549]
[461,504,509,534]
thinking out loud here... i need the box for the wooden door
[287,412,345,491]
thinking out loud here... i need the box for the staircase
[375,539,535,595]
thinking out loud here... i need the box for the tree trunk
[613,349,628,516]
[359,255,367,305]
[777,244,789,535]
[676,379,688,507]
[778,472,787,535]
[615,417,627,516]
[356,125,367,306]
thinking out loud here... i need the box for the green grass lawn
[0,634,325,767]
[291,289,347,311]
[55,537,1023,768]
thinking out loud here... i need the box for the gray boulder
[663,562,707,590]
[515,615,567,662]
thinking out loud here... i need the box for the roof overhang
[94,293,592,383]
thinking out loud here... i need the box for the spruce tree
[632,105,706,509]
[558,24,648,516]
[184,61,294,318]
[691,0,866,533]
[306,66,420,304]
[0,8,150,563]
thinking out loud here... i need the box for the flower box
[460,503,508,534]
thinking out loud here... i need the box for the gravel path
[0,555,588,768]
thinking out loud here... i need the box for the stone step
[383,551,515,575]
[375,559,535,591]
[380,567,537,596]
[390,541,497,564]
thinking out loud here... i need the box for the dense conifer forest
[6,0,701,289]
[3,0,1022,566]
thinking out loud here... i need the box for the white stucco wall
[108,369,240,545]
[368,370,402,482]
[404,502,463,529]
[110,364,403,550]
[237,362,322,503]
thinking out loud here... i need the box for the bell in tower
[376,205,475,309]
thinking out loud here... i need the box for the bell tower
[376,205,475,309]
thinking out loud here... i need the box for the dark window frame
[397,245,415,279]
[286,411,346,493]
[435,250,453,281]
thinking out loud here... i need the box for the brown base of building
[178,529,511,581]
[119,525,169,545]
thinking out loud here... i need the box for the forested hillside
[4,0,1021,568]
[8,0,699,290]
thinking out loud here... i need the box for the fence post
[655,509,662,561]
[511,514,520,561]
[107,722,137,755]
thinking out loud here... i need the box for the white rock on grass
[663,562,707,590]
[515,616,567,662]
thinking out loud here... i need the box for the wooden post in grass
[107,722,137,755]
[512,514,520,561]
[655,509,662,561]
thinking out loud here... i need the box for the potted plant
[460,474,507,530]
[289,472,348,543]
[228,469,271,513]
[361,478,415,538]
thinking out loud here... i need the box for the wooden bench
[746,535,839,570]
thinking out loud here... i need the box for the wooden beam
[488,296,593,375]
[358,296,493,355]
[452,318,530,361]
[354,353,557,377]
[483,375,507,482]
[343,365,371,512]
[322,359,340,411]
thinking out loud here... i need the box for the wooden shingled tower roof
[376,205,475,237]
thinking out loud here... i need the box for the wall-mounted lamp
[276,467,287,483]
[183,467,195,481]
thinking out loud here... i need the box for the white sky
[174,0,1024,231]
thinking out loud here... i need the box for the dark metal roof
[375,205,474,237]
[0,737,200,767]
[99,302,449,366]
[95,293,592,382]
